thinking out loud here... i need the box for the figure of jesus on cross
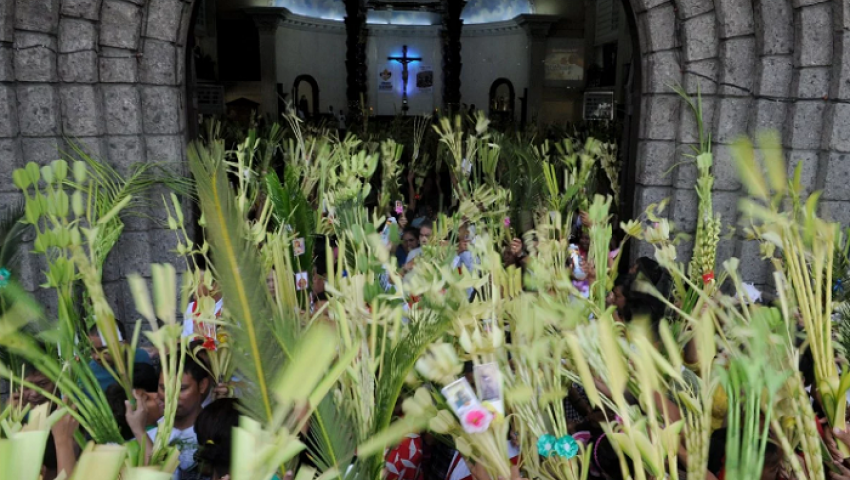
[388,45,422,113]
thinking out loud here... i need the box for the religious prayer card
[395,200,404,214]
[293,237,306,256]
[442,377,481,418]
[474,362,504,414]
[442,377,493,433]
[295,271,309,291]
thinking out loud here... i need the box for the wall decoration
[378,68,394,93]
[543,39,585,87]
[416,65,433,92]
[583,92,615,121]
[544,47,584,82]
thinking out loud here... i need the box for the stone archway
[620,0,850,286]
[0,0,197,317]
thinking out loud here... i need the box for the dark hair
[182,348,212,388]
[585,428,633,480]
[621,273,667,324]
[633,257,662,285]
[133,362,160,393]
[419,219,433,230]
[106,384,135,440]
[87,319,128,343]
[313,249,329,278]
[402,227,419,238]
[195,399,241,478]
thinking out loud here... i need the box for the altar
[369,32,442,116]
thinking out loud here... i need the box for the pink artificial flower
[462,407,493,433]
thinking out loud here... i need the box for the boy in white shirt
[126,354,212,480]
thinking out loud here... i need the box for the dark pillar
[441,0,465,114]
[517,15,559,124]
[344,0,368,128]
[246,9,282,120]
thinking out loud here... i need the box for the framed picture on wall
[544,39,585,88]
[583,91,614,121]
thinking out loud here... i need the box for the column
[344,0,367,127]
[441,0,465,113]
[517,15,559,122]
[247,9,281,120]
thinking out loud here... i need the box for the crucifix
[388,45,422,113]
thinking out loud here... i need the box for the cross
[388,45,422,113]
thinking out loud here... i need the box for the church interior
[186,0,637,132]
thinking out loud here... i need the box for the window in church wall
[594,0,620,45]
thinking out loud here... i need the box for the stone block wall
[628,0,850,287]
[0,0,195,320]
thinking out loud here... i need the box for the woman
[396,227,420,267]
[195,399,240,480]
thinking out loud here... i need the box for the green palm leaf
[360,310,452,480]
[187,139,284,423]
[265,170,316,274]
[305,395,357,474]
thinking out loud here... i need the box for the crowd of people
[12,190,850,480]
[6,111,850,480]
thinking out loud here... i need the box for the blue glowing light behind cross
[388,45,422,113]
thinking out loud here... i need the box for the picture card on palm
[474,362,504,414]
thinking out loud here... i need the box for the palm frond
[266,170,316,274]
[187,139,284,423]
[359,309,452,480]
[306,395,357,473]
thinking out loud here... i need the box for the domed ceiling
[273,0,534,24]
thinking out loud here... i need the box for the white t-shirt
[147,424,199,480]
[182,298,224,338]
[405,247,422,264]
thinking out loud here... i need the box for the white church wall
[273,12,530,120]
[276,15,347,116]
[460,22,529,121]
[367,27,443,117]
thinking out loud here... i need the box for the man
[88,319,153,393]
[107,362,162,440]
[12,363,57,408]
[126,355,212,480]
